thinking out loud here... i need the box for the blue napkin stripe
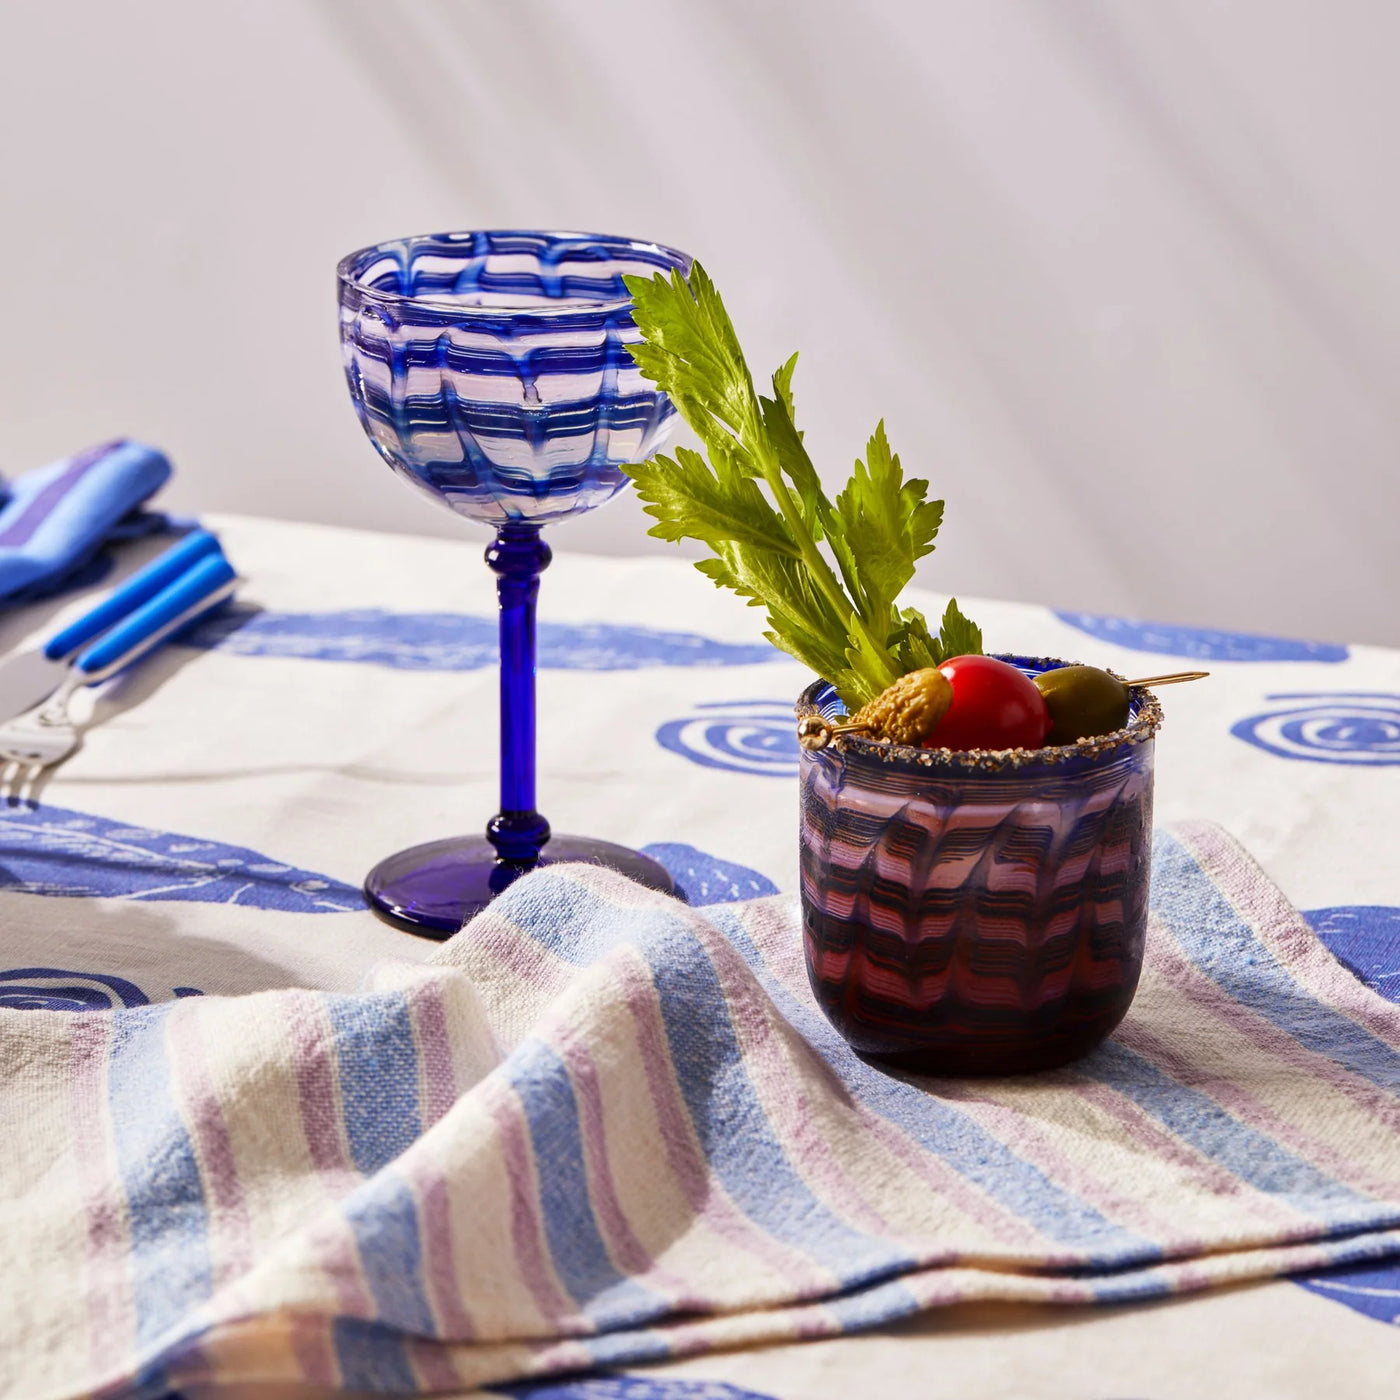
[0,441,172,604]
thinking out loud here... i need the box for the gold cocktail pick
[1122,670,1210,687]
[796,670,1210,751]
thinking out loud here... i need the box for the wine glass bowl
[337,230,692,526]
[337,230,693,937]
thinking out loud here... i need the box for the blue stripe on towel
[496,875,1150,1272]
[1087,1041,1379,1218]
[496,880,918,1288]
[643,908,918,1289]
[706,904,1154,1263]
[507,1038,667,1327]
[822,1277,924,1330]
[326,993,426,1388]
[107,1005,212,1360]
[331,1317,418,1391]
[327,994,423,1174]
[342,1171,437,1336]
[1153,832,1400,1093]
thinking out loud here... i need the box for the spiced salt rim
[795,656,1164,773]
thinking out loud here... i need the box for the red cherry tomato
[923,655,1052,751]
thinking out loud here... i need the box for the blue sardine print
[1296,1260,1400,1327]
[1305,906,1400,1004]
[0,806,781,921]
[0,804,362,912]
[491,1378,780,1398]
[179,607,780,673]
[641,843,779,906]
[1055,611,1348,663]
[1297,905,1400,1321]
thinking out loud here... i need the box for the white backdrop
[1,0,1396,645]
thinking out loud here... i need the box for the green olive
[1033,665,1131,744]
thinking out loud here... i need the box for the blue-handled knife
[0,529,234,723]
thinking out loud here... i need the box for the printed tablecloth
[1,513,1397,1399]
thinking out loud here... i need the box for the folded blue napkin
[0,440,173,604]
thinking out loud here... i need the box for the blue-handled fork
[0,530,238,777]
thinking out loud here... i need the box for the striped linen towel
[3,822,1399,1398]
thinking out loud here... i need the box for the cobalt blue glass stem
[485,523,552,865]
[359,515,678,937]
[343,231,690,936]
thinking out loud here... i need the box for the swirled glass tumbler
[338,230,692,936]
[798,661,1161,1074]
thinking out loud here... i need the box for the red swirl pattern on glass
[798,675,1155,1075]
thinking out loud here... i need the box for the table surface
[2,513,1397,1400]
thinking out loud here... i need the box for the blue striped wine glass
[338,230,692,936]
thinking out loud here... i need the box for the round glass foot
[364,834,677,939]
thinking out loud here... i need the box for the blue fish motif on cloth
[0,802,771,922]
[1296,1259,1400,1326]
[491,1378,779,1398]
[1055,611,1349,663]
[641,843,780,906]
[1231,694,1400,766]
[0,803,362,911]
[1305,907,1400,1005]
[179,607,781,673]
[655,700,801,778]
[1297,905,1400,1322]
